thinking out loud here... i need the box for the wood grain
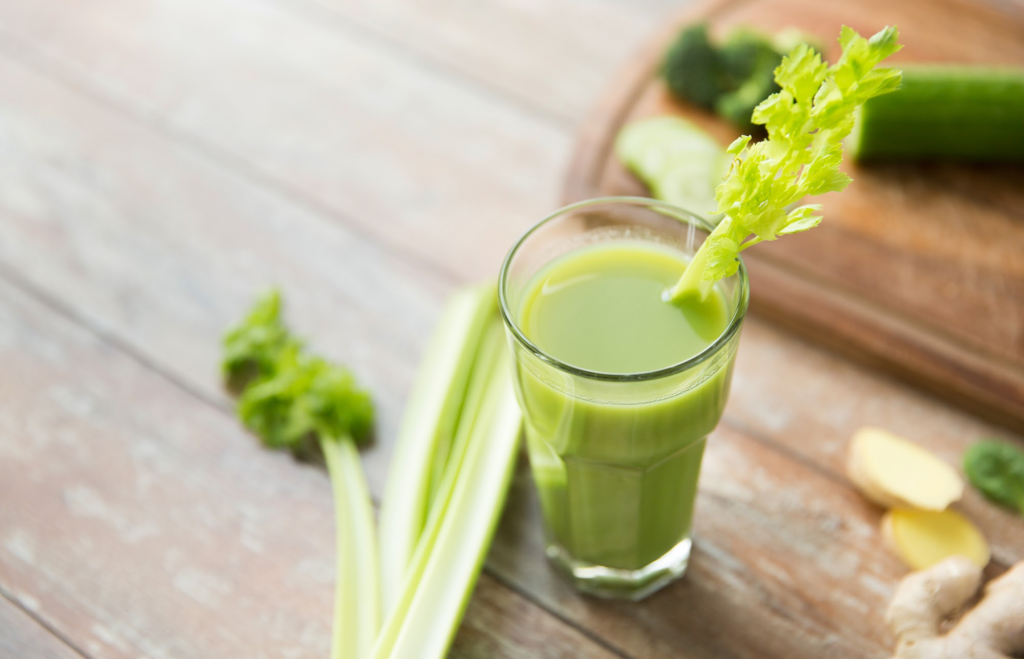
[453,574,621,659]
[0,0,566,281]
[279,0,674,122]
[0,596,83,659]
[563,0,1024,432]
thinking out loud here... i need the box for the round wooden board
[563,0,1024,431]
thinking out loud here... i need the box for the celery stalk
[374,319,503,654]
[323,437,380,659]
[378,283,497,614]
[663,232,714,303]
[372,324,522,659]
[222,289,379,659]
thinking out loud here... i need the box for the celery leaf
[238,344,374,450]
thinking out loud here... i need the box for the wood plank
[562,0,1024,433]
[0,276,618,659]
[0,0,567,281]
[1,38,1022,659]
[452,575,620,659]
[275,0,674,122]
[0,51,446,494]
[0,596,83,659]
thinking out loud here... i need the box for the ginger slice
[882,509,990,571]
[847,427,964,511]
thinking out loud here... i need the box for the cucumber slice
[848,66,1024,162]
[615,116,728,217]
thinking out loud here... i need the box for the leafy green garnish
[964,440,1024,516]
[238,345,374,450]
[666,26,903,303]
[222,289,374,450]
[222,290,294,391]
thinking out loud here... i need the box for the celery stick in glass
[667,25,904,303]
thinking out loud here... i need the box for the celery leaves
[667,26,902,302]
[221,289,294,391]
[238,345,374,451]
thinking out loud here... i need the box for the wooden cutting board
[563,0,1024,431]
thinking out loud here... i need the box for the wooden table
[0,1,1021,657]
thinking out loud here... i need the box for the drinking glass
[498,197,749,600]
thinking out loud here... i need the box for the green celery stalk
[323,437,380,659]
[374,318,502,653]
[222,291,379,659]
[377,283,497,615]
[372,321,522,659]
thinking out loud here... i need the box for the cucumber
[848,66,1024,162]
[615,116,728,217]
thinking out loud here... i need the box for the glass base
[546,537,692,601]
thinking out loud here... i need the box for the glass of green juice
[498,197,749,600]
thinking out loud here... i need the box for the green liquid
[521,242,727,374]
[515,241,737,571]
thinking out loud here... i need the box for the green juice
[514,241,737,572]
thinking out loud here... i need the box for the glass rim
[498,196,750,383]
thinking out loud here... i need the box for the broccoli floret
[661,24,723,109]
[718,28,779,83]
[661,23,819,129]
[716,66,779,131]
[716,31,783,130]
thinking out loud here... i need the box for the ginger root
[883,509,990,571]
[848,427,964,511]
[887,556,1024,658]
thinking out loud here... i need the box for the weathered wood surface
[0,0,567,282]
[0,0,1021,656]
[0,595,82,659]
[564,0,1024,432]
